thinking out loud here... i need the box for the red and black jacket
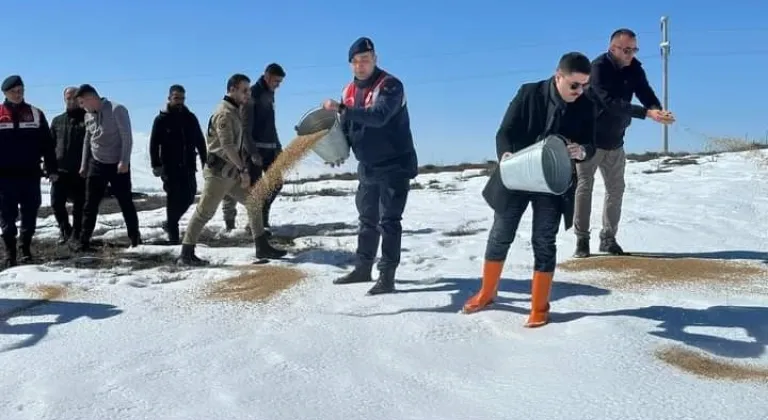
[0,100,58,177]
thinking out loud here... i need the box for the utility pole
[660,16,670,154]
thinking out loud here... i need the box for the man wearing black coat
[461,52,597,328]
[221,63,285,232]
[573,28,675,258]
[149,84,207,244]
[0,75,58,268]
[50,86,87,244]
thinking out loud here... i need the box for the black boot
[18,234,33,264]
[176,243,209,266]
[255,234,287,260]
[573,237,590,258]
[333,263,373,285]
[599,236,626,255]
[166,223,180,245]
[58,224,73,245]
[129,233,142,247]
[367,268,396,295]
[2,236,17,269]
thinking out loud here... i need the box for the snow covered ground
[3,149,768,419]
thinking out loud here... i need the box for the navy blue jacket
[588,52,662,150]
[0,100,57,178]
[340,67,418,181]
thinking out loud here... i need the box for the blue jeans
[484,192,561,272]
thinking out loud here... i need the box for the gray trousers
[573,147,626,240]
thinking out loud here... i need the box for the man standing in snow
[0,75,58,268]
[74,84,142,250]
[573,28,675,258]
[50,86,87,245]
[321,37,418,295]
[462,52,597,328]
[221,63,286,233]
[149,84,207,244]
[176,73,287,266]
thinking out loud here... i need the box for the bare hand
[647,109,675,124]
[566,143,586,160]
[117,162,129,173]
[322,99,340,111]
[79,168,87,178]
[48,173,59,183]
[240,170,251,189]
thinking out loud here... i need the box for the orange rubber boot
[462,260,504,314]
[524,271,554,328]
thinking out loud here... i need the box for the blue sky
[5,0,767,165]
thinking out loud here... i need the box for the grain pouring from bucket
[247,129,330,205]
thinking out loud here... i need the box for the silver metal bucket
[498,134,573,195]
[294,106,350,163]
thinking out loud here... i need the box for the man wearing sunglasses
[462,52,597,328]
[573,28,675,258]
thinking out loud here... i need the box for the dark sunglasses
[615,46,639,55]
[569,81,589,90]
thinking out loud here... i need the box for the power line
[22,26,768,89]
[33,49,767,115]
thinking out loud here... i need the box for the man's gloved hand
[152,166,164,178]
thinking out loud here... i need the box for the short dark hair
[226,74,250,91]
[265,63,285,77]
[610,28,636,41]
[557,52,591,75]
[169,84,185,95]
[74,83,98,98]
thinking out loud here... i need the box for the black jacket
[246,76,280,155]
[0,100,57,178]
[588,52,662,149]
[50,108,86,173]
[481,77,597,231]
[149,105,207,174]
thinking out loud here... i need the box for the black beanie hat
[1,75,23,92]
[348,37,374,62]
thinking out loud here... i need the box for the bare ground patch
[557,256,767,290]
[203,265,307,303]
[655,345,768,382]
[37,193,186,220]
[0,237,180,272]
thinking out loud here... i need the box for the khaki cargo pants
[573,147,626,240]
[182,166,264,245]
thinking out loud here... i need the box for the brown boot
[462,260,504,314]
[525,271,554,328]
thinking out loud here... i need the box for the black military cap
[348,37,375,62]
[1,75,23,92]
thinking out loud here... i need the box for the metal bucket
[294,106,350,163]
[498,134,573,195]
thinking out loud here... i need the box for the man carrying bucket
[573,28,675,258]
[461,52,597,328]
[321,36,418,295]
